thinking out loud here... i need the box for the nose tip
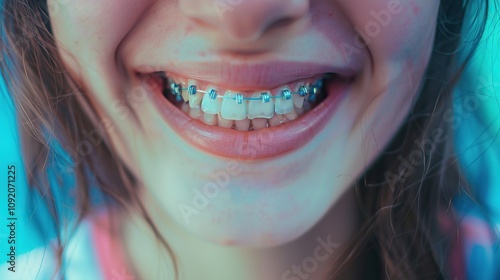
[180,0,310,42]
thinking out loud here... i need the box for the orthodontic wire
[168,79,324,104]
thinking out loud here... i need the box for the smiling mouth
[147,70,354,159]
[158,72,338,131]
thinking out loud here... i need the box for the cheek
[49,0,152,69]
[344,0,439,59]
[383,2,439,58]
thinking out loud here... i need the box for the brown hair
[0,0,494,279]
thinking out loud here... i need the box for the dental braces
[166,79,324,104]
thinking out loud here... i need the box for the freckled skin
[49,0,440,279]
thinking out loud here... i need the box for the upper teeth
[167,77,324,120]
[201,87,222,114]
[247,92,275,119]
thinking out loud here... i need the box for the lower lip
[152,78,351,160]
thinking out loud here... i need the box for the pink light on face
[49,0,441,248]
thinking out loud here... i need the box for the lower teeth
[162,75,330,131]
[180,102,314,130]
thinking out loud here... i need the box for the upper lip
[137,61,357,90]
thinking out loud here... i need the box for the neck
[120,187,364,280]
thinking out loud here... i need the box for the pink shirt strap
[91,212,136,280]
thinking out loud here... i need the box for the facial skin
[49,0,439,279]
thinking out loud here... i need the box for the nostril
[225,16,299,43]
[265,17,296,32]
